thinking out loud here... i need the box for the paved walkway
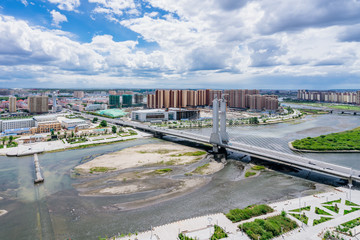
[115,187,360,240]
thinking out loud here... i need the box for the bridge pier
[210,145,227,161]
[154,132,164,138]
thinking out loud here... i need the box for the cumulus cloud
[50,10,68,28]
[48,0,80,11]
[3,0,360,88]
[256,0,360,34]
[0,15,103,71]
[338,24,360,42]
[89,0,139,17]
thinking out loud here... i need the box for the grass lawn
[313,217,333,226]
[289,206,311,212]
[346,200,360,206]
[323,205,339,214]
[340,217,360,231]
[178,233,197,240]
[240,215,298,240]
[211,225,228,240]
[289,213,309,225]
[323,199,341,205]
[344,207,360,215]
[315,207,332,215]
[292,127,360,151]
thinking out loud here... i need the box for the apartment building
[73,91,85,98]
[9,96,16,113]
[298,90,359,104]
[28,96,49,113]
[148,89,278,111]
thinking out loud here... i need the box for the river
[0,113,359,239]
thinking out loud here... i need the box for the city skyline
[1,1,360,89]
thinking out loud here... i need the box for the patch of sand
[99,184,139,195]
[110,177,210,211]
[0,210,7,217]
[75,142,207,173]
[200,161,224,175]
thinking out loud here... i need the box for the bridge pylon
[220,96,229,144]
[210,95,229,152]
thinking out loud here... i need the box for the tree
[71,131,74,138]
[2,136,8,145]
[9,136,13,143]
[100,120,107,127]
[112,125,117,133]
[249,117,259,124]
[51,129,55,136]
[92,117,98,123]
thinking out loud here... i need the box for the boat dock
[34,154,44,183]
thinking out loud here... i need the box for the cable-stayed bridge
[82,98,360,183]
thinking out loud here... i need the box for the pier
[33,154,44,184]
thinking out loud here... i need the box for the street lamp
[150,225,153,240]
[208,217,213,237]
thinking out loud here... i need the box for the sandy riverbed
[73,142,227,210]
[75,142,209,173]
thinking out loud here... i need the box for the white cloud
[50,10,68,28]
[89,0,138,16]
[21,0,28,7]
[48,0,80,11]
[3,0,360,88]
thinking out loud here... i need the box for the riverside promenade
[115,187,360,240]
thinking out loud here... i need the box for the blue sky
[0,0,360,89]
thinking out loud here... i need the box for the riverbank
[289,141,360,153]
[114,186,360,240]
[0,128,150,156]
[289,127,360,152]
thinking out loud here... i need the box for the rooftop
[96,109,127,118]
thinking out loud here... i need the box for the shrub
[226,204,274,223]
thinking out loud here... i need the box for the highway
[82,113,360,182]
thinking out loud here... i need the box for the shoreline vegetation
[282,99,360,111]
[289,127,360,152]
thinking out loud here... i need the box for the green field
[292,127,360,151]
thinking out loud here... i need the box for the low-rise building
[131,108,199,122]
[61,118,89,130]
[0,118,35,133]
[31,121,61,134]
[21,135,46,144]
[85,104,107,111]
